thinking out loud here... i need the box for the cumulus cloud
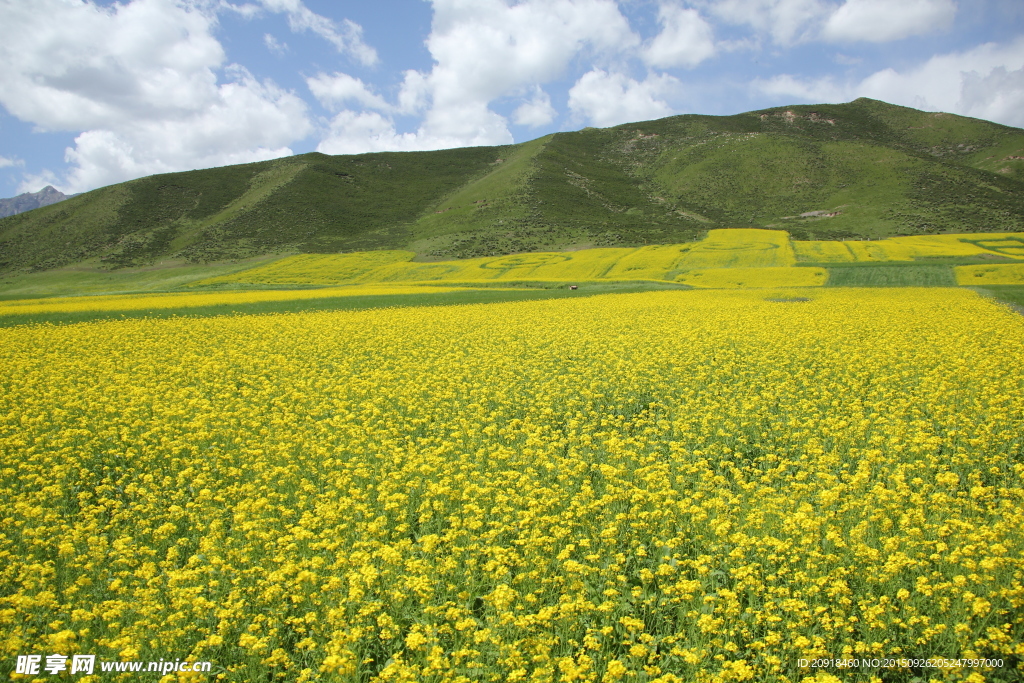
[307,72,392,112]
[0,0,225,132]
[315,0,641,155]
[702,0,827,45]
[513,87,557,127]
[0,155,23,169]
[60,67,308,192]
[315,103,512,156]
[644,3,716,68]
[0,0,312,193]
[959,65,1024,127]
[422,0,637,140]
[316,111,404,155]
[397,70,431,115]
[254,0,377,65]
[568,69,680,127]
[822,0,956,43]
[753,36,1024,127]
[315,108,506,156]
[306,71,477,154]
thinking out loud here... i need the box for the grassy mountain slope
[3,98,1024,272]
[0,148,507,270]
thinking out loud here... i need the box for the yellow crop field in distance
[2,288,1022,682]
[0,285,470,317]
[794,233,1024,264]
[955,263,1024,285]
[481,248,635,281]
[675,266,828,288]
[601,244,691,280]
[198,251,417,286]
[195,231,1024,290]
[790,240,858,263]
[361,248,640,284]
[675,228,797,269]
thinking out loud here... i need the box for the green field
[824,264,958,287]
[0,257,280,300]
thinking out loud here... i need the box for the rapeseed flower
[1,288,1021,680]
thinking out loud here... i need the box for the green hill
[3,97,1024,272]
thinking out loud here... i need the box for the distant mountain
[0,185,72,219]
[2,98,1024,272]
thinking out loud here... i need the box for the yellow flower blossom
[1,287,1022,681]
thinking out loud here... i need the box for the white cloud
[62,67,308,192]
[703,0,827,45]
[226,0,376,63]
[426,0,637,101]
[219,2,262,20]
[568,69,680,127]
[420,0,638,144]
[0,0,311,193]
[644,3,716,68]
[0,155,24,169]
[752,36,1024,127]
[755,73,849,101]
[307,72,392,112]
[822,0,956,43]
[315,104,513,156]
[317,110,447,155]
[315,0,640,155]
[263,33,288,56]
[513,87,557,127]
[317,111,402,155]
[959,65,1024,128]
[254,0,377,65]
[316,106,514,155]
[397,70,431,115]
[0,0,225,132]
[703,0,957,45]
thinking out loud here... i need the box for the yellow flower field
[599,245,692,281]
[955,264,1024,286]
[2,289,1023,682]
[0,285,469,316]
[793,234,1024,264]
[190,251,418,286]
[195,231,1024,289]
[789,241,858,264]
[674,229,796,269]
[675,267,827,289]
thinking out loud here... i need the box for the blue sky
[0,0,1022,198]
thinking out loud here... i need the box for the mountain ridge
[2,98,1024,273]
[0,185,73,219]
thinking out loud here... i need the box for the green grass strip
[826,264,957,287]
